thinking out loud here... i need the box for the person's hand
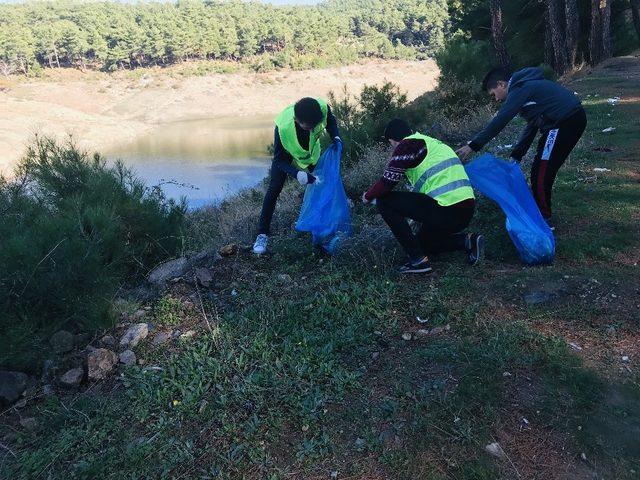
[296,171,314,186]
[361,192,370,204]
[455,145,474,163]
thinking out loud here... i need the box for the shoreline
[0,59,439,176]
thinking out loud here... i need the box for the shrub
[0,137,186,371]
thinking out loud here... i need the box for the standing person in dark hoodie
[455,67,587,226]
[252,97,341,255]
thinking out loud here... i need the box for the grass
[1,56,640,479]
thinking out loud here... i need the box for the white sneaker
[252,234,268,255]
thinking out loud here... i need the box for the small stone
[429,324,451,335]
[148,257,189,285]
[180,330,196,340]
[100,335,117,348]
[379,429,401,449]
[401,332,412,341]
[194,267,214,287]
[59,368,84,387]
[0,371,29,404]
[43,384,54,396]
[50,330,74,353]
[19,417,38,431]
[120,323,149,348]
[277,273,292,283]
[119,350,137,366]
[371,351,380,360]
[416,329,430,337]
[606,326,616,336]
[485,442,506,459]
[219,244,238,257]
[354,437,366,449]
[152,332,171,346]
[580,452,587,461]
[87,348,118,380]
[524,291,554,305]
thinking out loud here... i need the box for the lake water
[106,116,274,209]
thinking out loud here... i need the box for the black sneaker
[465,233,485,266]
[398,256,433,274]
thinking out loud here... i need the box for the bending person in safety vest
[362,119,484,274]
[253,97,341,255]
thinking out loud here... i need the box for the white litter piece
[607,97,620,105]
[231,289,238,297]
[602,127,616,133]
[622,356,630,362]
[593,168,611,172]
[568,342,583,351]
[416,316,429,324]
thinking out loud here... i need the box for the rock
[429,324,451,335]
[119,350,137,366]
[120,323,149,348]
[277,273,292,283]
[152,332,171,346]
[415,329,430,337]
[180,330,196,340]
[485,442,506,459]
[59,368,84,387]
[50,330,74,353]
[194,267,214,287]
[148,257,190,285]
[87,348,118,380]
[354,437,366,450]
[401,332,412,341]
[100,335,117,348]
[218,244,238,257]
[0,371,28,404]
[371,351,380,360]
[524,291,555,305]
[19,417,38,431]
[43,384,55,396]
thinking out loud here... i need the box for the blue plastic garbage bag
[296,142,352,253]
[465,153,555,265]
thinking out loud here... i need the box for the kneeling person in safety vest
[362,119,484,274]
[253,97,341,255]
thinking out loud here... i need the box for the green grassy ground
[1,57,639,480]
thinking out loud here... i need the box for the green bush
[0,138,186,371]
[330,82,408,166]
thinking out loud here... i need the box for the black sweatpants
[376,191,474,260]
[531,108,587,219]
[257,158,314,235]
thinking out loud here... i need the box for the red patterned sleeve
[364,139,428,201]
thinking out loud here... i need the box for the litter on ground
[602,127,616,133]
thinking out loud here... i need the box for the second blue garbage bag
[296,142,352,253]
[465,153,555,265]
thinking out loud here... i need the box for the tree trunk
[545,0,569,74]
[631,0,640,42]
[564,0,580,67]
[589,0,612,64]
[489,0,510,68]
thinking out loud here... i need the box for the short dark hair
[384,119,413,142]
[294,97,323,126]
[482,67,512,92]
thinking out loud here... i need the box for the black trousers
[376,191,474,260]
[531,108,587,219]
[257,160,314,235]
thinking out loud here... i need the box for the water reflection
[107,116,274,208]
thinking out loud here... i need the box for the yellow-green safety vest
[274,98,328,170]
[404,133,475,206]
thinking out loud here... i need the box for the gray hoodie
[469,67,583,160]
